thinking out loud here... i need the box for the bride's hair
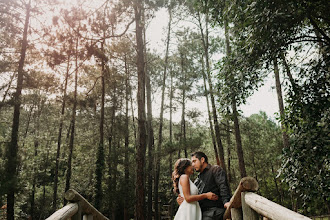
[172,158,192,194]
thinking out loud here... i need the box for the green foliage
[216,55,266,107]
[280,55,330,214]
[205,0,330,214]
[240,113,285,202]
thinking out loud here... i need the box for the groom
[177,151,231,220]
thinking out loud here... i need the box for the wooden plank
[45,203,78,220]
[241,192,259,220]
[223,177,259,219]
[244,192,312,220]
[65,189,109,220]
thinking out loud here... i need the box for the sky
[147,8,280,123]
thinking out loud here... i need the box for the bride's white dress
[174,177,202,220]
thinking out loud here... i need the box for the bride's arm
[180,174,218,203]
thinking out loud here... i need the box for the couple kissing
[172,151,231,220]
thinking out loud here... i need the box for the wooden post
[241,192,259,220]
[223,177,258,219]
[72,201,82,220]
[231,208,243,220]
[83,214,93,220]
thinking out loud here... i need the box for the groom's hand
[177,194,184,205]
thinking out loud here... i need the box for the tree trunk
[108,84,117,218]
[6,2,30,219]
[130,89,137,144]
[112,139,118,220]
[31,99,43,220]
[153,7,172,220]
[146,36,155,220]
[271,163,282,204]
[201,54,220,166]
[169,68,175,220]
[226,119,232,183]
[280,52,297,92]
[65,36,79,197]
[53,55,70,211]
[21,104,34,148]
[232,97,246,178]
[0,73,15,110]
[180,53,187,158]
[273,57,289,148]
[223,17,246,178]
[30,140,38,220]
[134,0,147,218]
[40,143,50,220]
[124,54,130,220]
[197,9,226,172]
[95,40,106,210]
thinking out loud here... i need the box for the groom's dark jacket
[194,164,231,211]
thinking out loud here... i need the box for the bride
[172,158,218,220]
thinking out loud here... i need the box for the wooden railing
[223,177,312,220]
[46,189,109,220]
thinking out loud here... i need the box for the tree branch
[308,15,330,44]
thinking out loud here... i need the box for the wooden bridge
[223,177,311,220]
[46,177,312,220]
[46,189,109,220]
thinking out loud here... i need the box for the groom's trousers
[202,207,225,220]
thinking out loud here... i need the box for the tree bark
[130,88,137,144]
[124,54,130,220]
[30,99,43,219]
[224,17,246,178]
[197,8,226,172]
[6,2,30,219]
[53,55,70,211]
[146,34,155,220]
[232,97,246,178]
[65,35,79,197]
[21,104,34,148]
[273,57,289,149]
[226,118,232,183]
[112,139,118,220]
[180,53,187,158]
[201,54,220,166]
[134,0,147,218]
[95,40,106,210]
[108,83,117,217]
[280,52,298,93]
[30,140,38,220]
[169,67,175,219]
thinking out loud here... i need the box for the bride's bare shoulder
[179,174,189,184]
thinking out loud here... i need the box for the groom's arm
[213,166,232,205]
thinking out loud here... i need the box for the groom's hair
[191,151,208,163]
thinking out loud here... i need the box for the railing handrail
[46,203,79,220]
[224,177,312,220]
[244,192,311,220]
[46,189,109,220]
